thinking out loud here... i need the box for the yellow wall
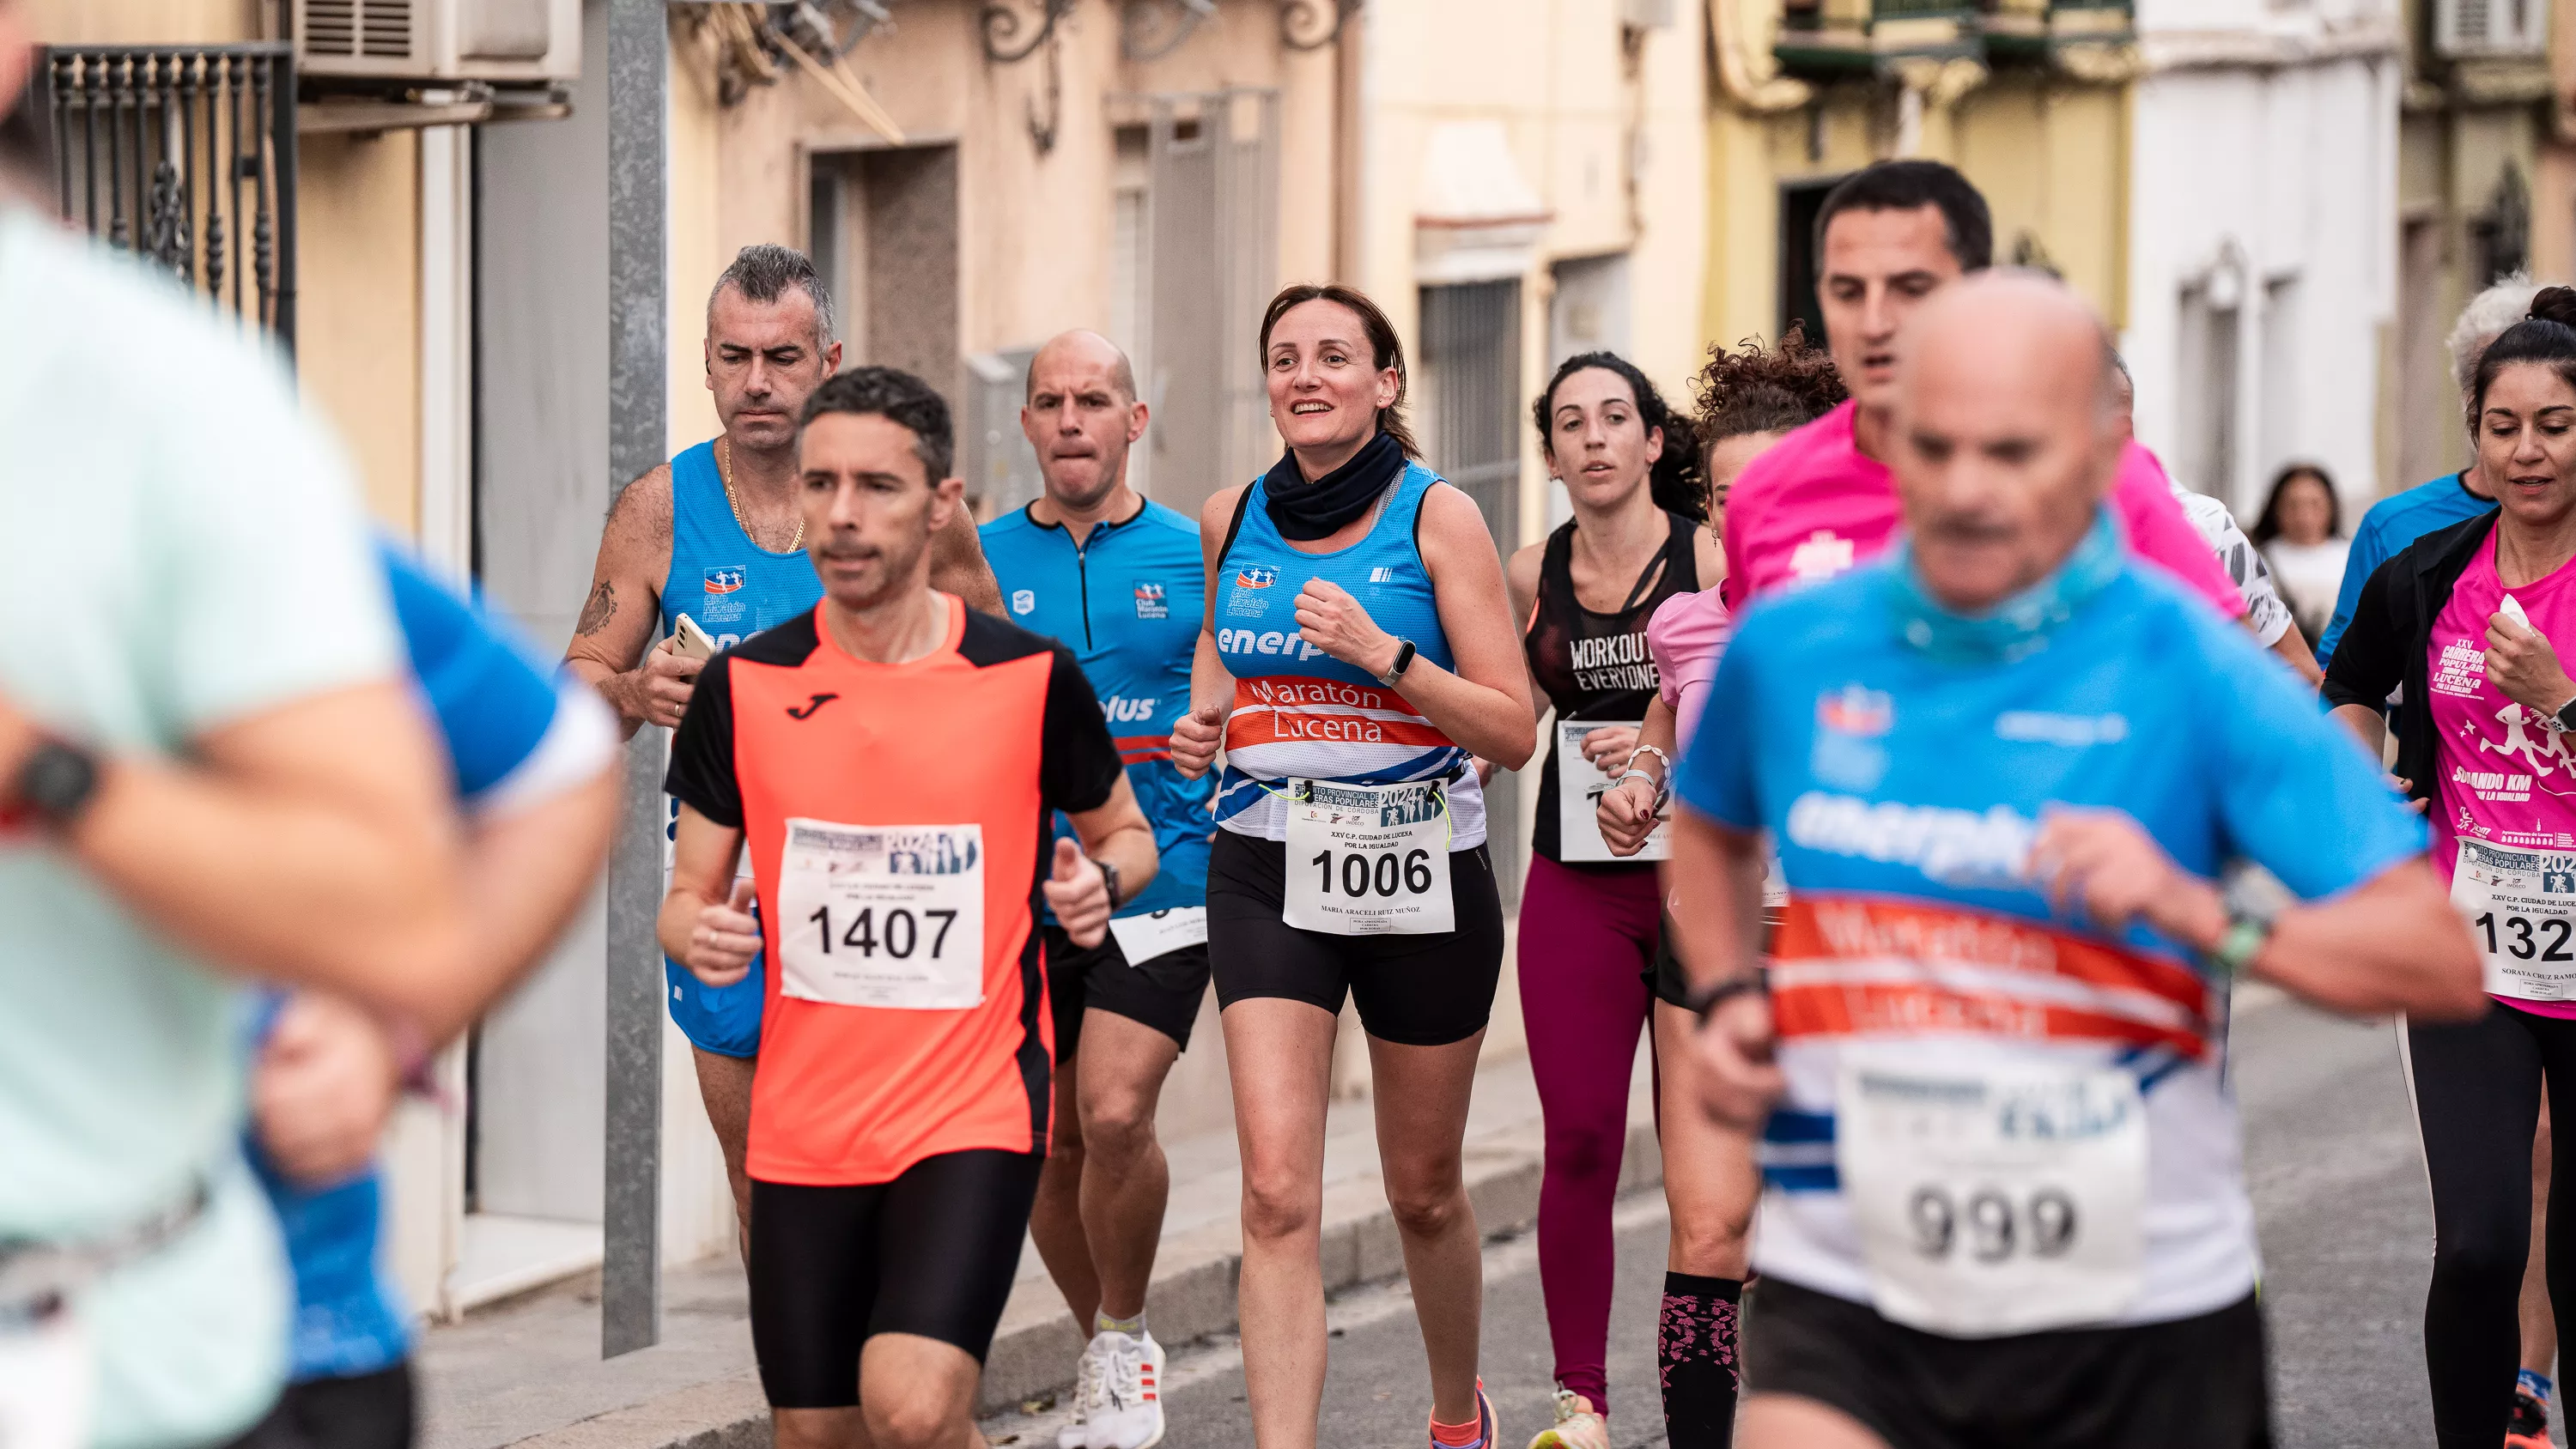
[21,0,260,44]
[1703,70,2132,348]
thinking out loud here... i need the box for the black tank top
[1523,512,1701,864]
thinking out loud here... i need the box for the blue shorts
[665,951,765,1058]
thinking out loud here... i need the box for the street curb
[503,1115,1665,1449]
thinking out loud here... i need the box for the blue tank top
[663,440,824,649]
[981,499,1214,916]
[1211,460,1485,846]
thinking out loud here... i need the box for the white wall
[2126,1,2397,519]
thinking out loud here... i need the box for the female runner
[1595,330,1845,1449]
[1170,283,1536,1449]
[1508,351,1717,1449]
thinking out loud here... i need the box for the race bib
[1835,1052,2147,1337]
[1557,719,1668,863]
[2453,837,2576,1000]
[1283,779,1453,936]
[0,1307,90,1449]
[776,819,985,1009]
[1107,906,1209,964]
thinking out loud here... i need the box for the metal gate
[1419,280,1526,905]
[34,45,300,350]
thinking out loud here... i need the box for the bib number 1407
[777,818,986,1010]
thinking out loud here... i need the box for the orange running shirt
[665,597,1124,1185]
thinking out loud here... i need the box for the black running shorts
[1206,831,1504,1046]
[223,1362,414,1449]
[1743,1276,2274,1449]
[1042,925,1211,1056]
[747,1150,1045,1407]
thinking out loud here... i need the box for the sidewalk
[416,1048,1661,1449]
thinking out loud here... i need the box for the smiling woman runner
[2325,288,2576,1449]
[1170,283,1537,1449]
[1504,350,1717,1449]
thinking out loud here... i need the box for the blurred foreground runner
[1670,271,2483,1449]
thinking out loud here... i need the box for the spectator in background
[2254,463,2349,649]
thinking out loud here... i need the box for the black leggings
[2409,1003,2576,1448]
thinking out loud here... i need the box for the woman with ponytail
[1504,352,1721,1449]
[1170,283,1535,1449]
[2324,286,2576,1448]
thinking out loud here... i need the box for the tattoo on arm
[575,581,618,636]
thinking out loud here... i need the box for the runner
[1675,271,2482,1449]
[2320,275,2538,664]
[2324,288,2576,1449]
[1169,283,1536,1449]
[565,245,1003,1245]
[240,543,618,1449]
[1717,160,2245,621]
[660,367,1159,1449]
[0,130,474,1449]
[2101,359,2320,682]
[982,330,1215,1449]
[1595,330,1847,1449]
[1504,349,1717,1449]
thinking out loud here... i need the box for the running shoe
[1429,1383,1498,1449]
[1057,1332,1109,1449]
[1525,1388,1610,1449]
[2508,1388,2554,1449]
[1080,1330,1166,1449]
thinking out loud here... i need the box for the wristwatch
[1091,857,1124,911]
[2208,895,2281,978]
[11,737,100,830]
[1376,639,1418,688]
[1680,971,1767,1019]
[2545,693,2576,734]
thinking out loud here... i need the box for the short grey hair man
[2449,272,2542,393]
[707,242,835,349]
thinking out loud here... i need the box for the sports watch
[2208,896,2280,978]
[1091,857,1124,911]
[1376,638,1419,688]
[11,737,101,830]
[2545,693,2576,736]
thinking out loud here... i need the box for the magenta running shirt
[1718,401,2248,619]
[2430,534,2576,1016]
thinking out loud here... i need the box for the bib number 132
[1310,847,1434,901]
[2472,912,2576,963]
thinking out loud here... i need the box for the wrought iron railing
[34,45,299,352]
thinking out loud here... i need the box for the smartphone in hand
[672,614,720,661]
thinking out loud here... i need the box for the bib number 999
[1908,1185,2080,1264]
[806,905,958,960]
[1310,847,1433,900]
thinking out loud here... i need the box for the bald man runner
[1668,273,2482,1449]
[981,332,1212,1449]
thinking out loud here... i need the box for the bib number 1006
[1311,847,1433,900]
[2474,912,2576,961]
[806,905,959,960]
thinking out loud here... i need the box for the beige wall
[21,0,261,44]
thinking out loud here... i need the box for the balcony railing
[34,45,298,353]
[1776,0,1983,76]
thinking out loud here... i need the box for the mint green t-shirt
[0,211,403,1448]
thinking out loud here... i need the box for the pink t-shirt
[1718,401,2249,619]
[2429,536,2576,1016]
[1649,586,1733,746]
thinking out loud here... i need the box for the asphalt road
[983,988,2518,1448]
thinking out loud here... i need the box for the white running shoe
[1057,1332,1110,1449]
[1086,1331,1167,1449]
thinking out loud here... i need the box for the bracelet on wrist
[1680,971,1767,1019]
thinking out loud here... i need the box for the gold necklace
[718,436,805,552]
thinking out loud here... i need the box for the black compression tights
[2410,1003,2576,1448]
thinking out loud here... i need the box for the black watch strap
[1680,971,1767,1018]
[1091,857,1123,910]
[15,737,101,829]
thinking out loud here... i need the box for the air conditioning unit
[295,0,580,84]
[2435,0,2545,58]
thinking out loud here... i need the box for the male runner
[1669,271,2483,1449]
[981,331,1213,1449]
[566,245,1003,1240]
[1719,160,2245,621]
[661,367,1159,1449]
[241,543,618,1449]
